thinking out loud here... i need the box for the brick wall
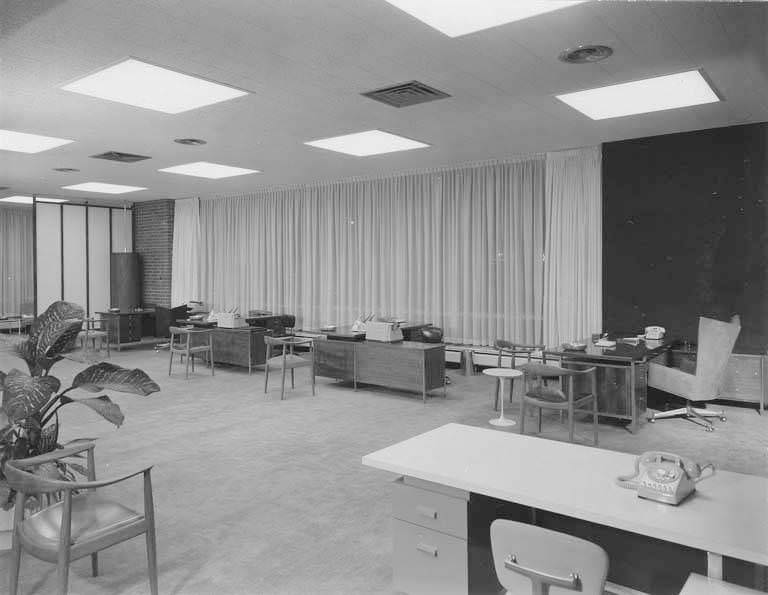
[133,200,174,307]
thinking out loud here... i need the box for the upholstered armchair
[648,316,740,430]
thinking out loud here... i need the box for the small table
[680,574,764,594]
[482,368,523,427]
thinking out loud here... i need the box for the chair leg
[538,407,542,433]
[593,397,599,446]
[91,552,99,577]
[568,403,575,443]
[168,350,173,376]
[191,354,195,373]
[264,364,270,395]
[185,351,190,379]
[209,343,215,376]
[280,364,287,400]
[146,526,159,595]
[520,398,526,434]
[291,367,295,389]
[9,528,22,595]
[311,362,316,396]
[57,551,71,595]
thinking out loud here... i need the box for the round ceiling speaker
[174,138,207,146]
[558,44,613,64]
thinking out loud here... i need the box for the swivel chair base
[648,402,726,431]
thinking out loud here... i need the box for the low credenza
[211,326,269,374]
[314,340,445,402]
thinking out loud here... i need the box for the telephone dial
[616,451,715,505]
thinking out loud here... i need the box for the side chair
[4,443,158,595]
[490,519,609,595]
[169,325,214,379]
[493,340,546,410]
[519,362,599,445]
[78,317,111,357]
[264,335,315,400]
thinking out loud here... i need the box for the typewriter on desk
[365,320,403,342]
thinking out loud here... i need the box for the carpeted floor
[0,342,766,594]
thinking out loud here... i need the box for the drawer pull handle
[416,542,438,557]
[416,505,438,519]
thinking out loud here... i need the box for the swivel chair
[648,316,740,431]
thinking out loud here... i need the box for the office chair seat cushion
[19,493,143,555]
[525,386,566,402]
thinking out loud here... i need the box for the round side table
[482,368,523,427]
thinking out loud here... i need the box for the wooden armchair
[493,340,546,410]
[4,443,158,595]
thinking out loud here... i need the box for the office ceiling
[1,0,767,203]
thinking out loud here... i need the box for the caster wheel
[648,417,655,423]
[720,416,727,422]
[705,425,714,432]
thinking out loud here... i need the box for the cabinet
[211,327,268,374]
[392,477,468,595]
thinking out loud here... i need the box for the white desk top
[362,423,768,566]
[680,574,764,594]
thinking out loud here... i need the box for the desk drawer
[393,519,467,595]
[393,481,467,540]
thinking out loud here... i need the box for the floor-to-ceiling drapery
[171,197,201,307]
[542,146,603,346]
[0,206,34,315]
[174,158,546,345]
[172,147,602,346]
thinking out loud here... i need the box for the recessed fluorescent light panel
[305,130,429,156]
[556,70,720,120]
[62,182,146,194]
[383,0,583,37]
[62,58,248,114]
[158,161,260,179]
[0,196,68,204]
[0,129,74,153]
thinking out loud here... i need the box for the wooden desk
[545,338,673,432]
[98,309,156,350]
[210,326,268,374]
[314,340,445,401]
[681,574,764,595]
[363,424,768,594]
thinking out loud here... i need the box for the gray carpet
[0,344,766,594]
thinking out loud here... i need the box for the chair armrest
[11,442,95,468]
[4,461,152,493]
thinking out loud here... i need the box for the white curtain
[171,197,201,306]
[185,158,545,345]
[0,206,34,315]
[542,146,602,346]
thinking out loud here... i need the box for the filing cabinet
[392,477,469,595]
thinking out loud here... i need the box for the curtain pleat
[0,206,34,315]
[171,198,201,306]
[542,146,603,346]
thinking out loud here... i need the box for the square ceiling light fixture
[62,182,146,194]
[383,0,583,37]
[305,130,430,156]
[556,70,720,120]
[158,161,260,179]
[0,129,74,153]
[0,196,68,204]
[62,58,248,114]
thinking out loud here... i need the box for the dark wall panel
[603,123,768,354]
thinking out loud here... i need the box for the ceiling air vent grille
[362,80,450,108]
[90,151,151,163]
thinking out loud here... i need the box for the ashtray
[108,307,120,312]
[320,325,337,332]
[562,342,587,351]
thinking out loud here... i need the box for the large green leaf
[71,362,160,396]
[60,395,124,427]
[21,301,84,375]
[2,369,60,422]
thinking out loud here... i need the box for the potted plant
[0,301,160,526]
